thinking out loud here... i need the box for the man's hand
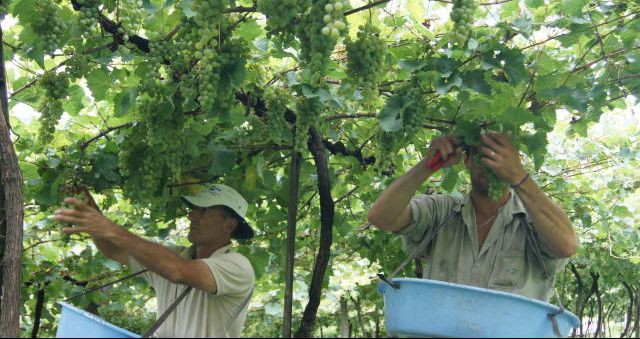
[54,197,122,240]
[425,135,463,171]
[478,132,528,185]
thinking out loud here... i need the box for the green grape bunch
[294,97,323,152]
[264,88,293,145]
[40,71,70,100]
[471,152,506,201]
[457,123,512,202]
[118,127,173,201]
[374,128,398,172]
[31,0,68,54]
[167,0,248,113]
[487,169,506,201]
[450,0,477,45]
[297,0,349,84]
[75,0,101,32]
[320,0,349,39]
[37,99,64,144]
[37,71,69,143]
[398,73,430,139]
[258,0,312,42]
[196,39,249,113]
[345,23,386,100]
[65,54,91,80]
[119,0,147,38]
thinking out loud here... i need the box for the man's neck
[194,238,232,259]
[470,189,510,217]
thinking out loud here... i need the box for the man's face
[186,206,235,245]
[464,149,491,196]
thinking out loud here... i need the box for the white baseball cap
[181,184,254,240]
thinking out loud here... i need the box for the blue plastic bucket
[378,278,580,338]
[56,302,141,338]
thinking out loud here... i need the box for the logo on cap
[208,186,221,195]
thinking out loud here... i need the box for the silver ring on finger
[490,151,496,158]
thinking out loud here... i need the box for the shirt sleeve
[202,253,255,298]
[398,194,460,258]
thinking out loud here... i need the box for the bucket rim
[57,301,141,338]
[378,278,580,328]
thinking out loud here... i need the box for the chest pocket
[488,251,525,292]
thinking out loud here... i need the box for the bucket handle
[547,290,566,337]
[377,273,400,290]
[547,307,564,337]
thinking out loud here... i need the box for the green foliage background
[1,0,639,337]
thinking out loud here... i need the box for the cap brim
[233,219,255,240]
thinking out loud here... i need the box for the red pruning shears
[426,151,446,171]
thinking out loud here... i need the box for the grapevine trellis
[0,0,639,337]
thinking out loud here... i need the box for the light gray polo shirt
[129,245,254,337]
[399,190,568,301]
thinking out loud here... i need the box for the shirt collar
[187,244,232,259]
[453,189,528,217]
[507,188,528,216]
[210,244,232,258]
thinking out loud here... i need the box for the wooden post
[339,296,349,338]
[0,25,25,338]
[283,150,301,338]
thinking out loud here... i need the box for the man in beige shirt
[368,133,578,301]
[54,184,255,337]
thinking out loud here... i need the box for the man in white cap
[54,184,255,338]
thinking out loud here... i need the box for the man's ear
[463,151,470,164]
[226,217,239,234]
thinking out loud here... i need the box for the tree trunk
[569,262,585,337]
[283,151,302,338]
[603,301,616,338]
[590,272,602,338]
[295,128,334,338]
[621,281,634,338]
[634,287,640,338]
[31,288,46,338]
[0,25,25,338]
[351,296,369,338]
[339,296,349,338]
